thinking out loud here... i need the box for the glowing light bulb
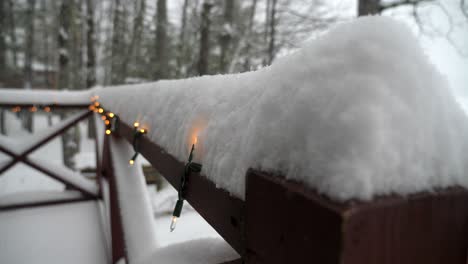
[98,108,104,114]
[30,106,37,112]
[101,116,107,121]
[129,159,134,165]
[94,101,100,107]
[108,112,114,118]
[170,216,178,232]
[133,122,140,128]
[105,129,111,135]
[44,106,51,112]
[105,120,110,125]
[139,129,146,134]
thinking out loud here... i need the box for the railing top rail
[0,88,91,108]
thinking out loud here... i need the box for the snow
[0,190,85,208]
[0,201,109,264]
[140,238,239,264]
[26,156,99,196]
[95,16,468,201]
[109,136,158,263]
[0,88,91,105]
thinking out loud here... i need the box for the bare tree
[58,0,71,90]
[22,0,36,133]
[110,0,126,84]
[219,0,235,73]
[58,0,78,169]
[198,1,213,75]
[154,0,169,80]
[7,0,18,70]
[177,0,189,76]
[267,0,278,65]
[86,0,97,139]
[24,0,36,90]
[122,0,145,79]
[358,0,468,56]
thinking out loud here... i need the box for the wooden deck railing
[1,90,468,264]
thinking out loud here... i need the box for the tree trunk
[0,0,6,80]
[58,0,76,169]
[197,1,213,76]
[122,0,145,79]
[70,0,84,91]
[229,0,257,72]
[154,0,169,80]
[23,0,36,133]
[358,0,381,16]
[219,0,235,73]
[176,0,189,77]
[24,0,36,90]
[58,0,71,90]
[267,0,277,65]
[7,0,18,70]
[86,0,96,139]
[110,0,126,84]
[40,0,51,89]
[262,0,271,65]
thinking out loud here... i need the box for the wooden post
[245,169,468,264]
[103,135,126,263]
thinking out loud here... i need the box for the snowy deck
[0,200,110,264]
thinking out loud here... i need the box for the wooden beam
[0,103,89,109]
[0,143,99,197]
[103,136,126,263]
[244,169,468,264]
[114,121,246,255]
[0,110,92,174]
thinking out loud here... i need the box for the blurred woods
[1,0,466,90]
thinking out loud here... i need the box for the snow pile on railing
[95,16,468,201]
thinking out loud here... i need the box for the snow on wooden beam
[0,88,91,108]
[108,136,158,263]
[0,110,92,174]
[0,190,95,211]
[114,121,245,255]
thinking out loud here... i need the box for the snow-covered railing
[93,16,468,264]
[107,136,158,263]
[0,88,91,108]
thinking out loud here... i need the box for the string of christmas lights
[90,95,203,232]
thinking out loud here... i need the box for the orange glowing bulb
[101,115,107,121]
[44,106,51,112]
[30,106,37,112]
[105,120,110,125]
[94,101,100,107]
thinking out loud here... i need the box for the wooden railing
[1,90,468,264]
